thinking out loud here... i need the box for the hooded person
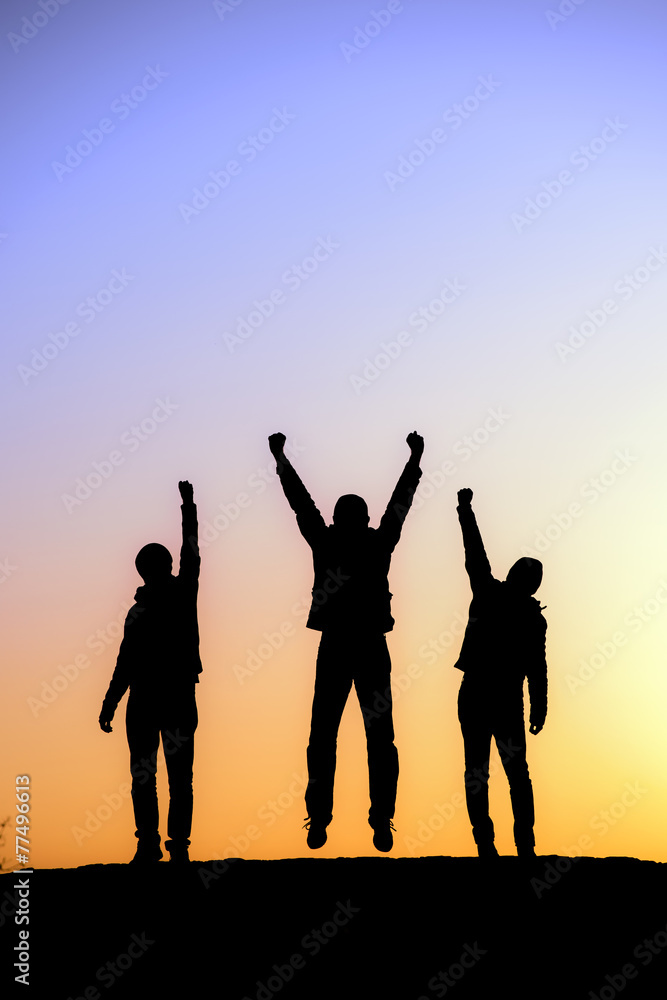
[99,481,202,864]
[454,487,547,859]
[268,431,423,852]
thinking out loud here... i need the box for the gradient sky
[2,0,667,869]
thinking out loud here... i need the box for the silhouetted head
[332,494,370,533]
[135,543,173,583]
[505,557,543,595]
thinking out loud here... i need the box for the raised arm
[456,488,493,594]
[178,480,200,580]
[269,433,326,545]
[377,432,423,550]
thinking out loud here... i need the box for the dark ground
[1,856,666,999]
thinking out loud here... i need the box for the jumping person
[99,480,202,864]
[454,487,547,859]
[268,432,423,852]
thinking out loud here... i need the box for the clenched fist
[268,433,286,458]
[406,432,424,460]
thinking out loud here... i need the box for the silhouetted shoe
[303,818,327,849]
[370,818,395,852]
[167,845,190,864]
[476,842,499,860]
[517,845,536,861]
[130,845,162,865]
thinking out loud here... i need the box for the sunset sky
[2,0,667,870]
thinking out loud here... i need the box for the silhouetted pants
[305,629,398,825]
[126,691,198,851]
[458,676,535,848]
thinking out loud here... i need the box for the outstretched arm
[377,432,424,550]
[269,433,326,545]
[179,480,200,580]
[456,488,493,593]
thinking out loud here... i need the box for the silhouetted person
[454,487,547,859]
[99,480,202,864]
[268,432,423,852]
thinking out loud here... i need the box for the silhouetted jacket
[101,501,202,714]
[276,456,422,633]
[455,504,547,720]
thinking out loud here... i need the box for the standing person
[99,480,202,864]
[454,487,547,860]
[268,432,423,852]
